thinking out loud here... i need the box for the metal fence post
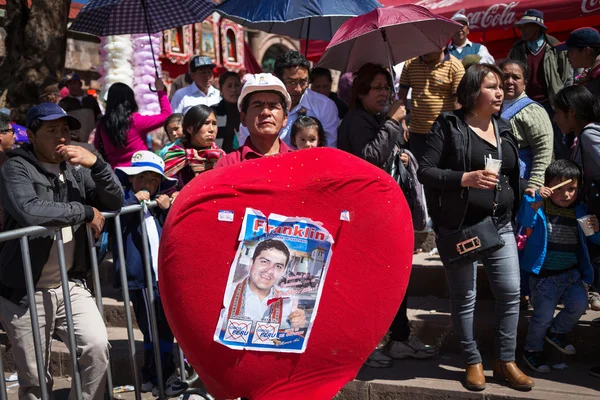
[19,236,50,400]
[138,208,166,399]
[86,226,114,400]
[178,345,186,385]
[55,229,83,400]
[113,214,142,400]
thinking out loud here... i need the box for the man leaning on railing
[0,103,124,399]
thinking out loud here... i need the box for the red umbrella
[317,5,461,72]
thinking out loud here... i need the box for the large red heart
[159,148,413,400]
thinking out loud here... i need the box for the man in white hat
[447,13,494,65]
[216,73,292,167]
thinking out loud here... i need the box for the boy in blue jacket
[114,151,187,396]
[518,160,600,373]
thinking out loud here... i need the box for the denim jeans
[524,268,588,352]
[444,223,521,365]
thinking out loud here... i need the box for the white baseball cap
[452,12,469,26]
[237,73,292,113]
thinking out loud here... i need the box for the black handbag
[436,120,506,269]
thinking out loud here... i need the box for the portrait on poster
[214,208,334,353]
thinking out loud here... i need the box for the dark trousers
[541,102,571,160]
[408,133,430,165]
[389,296,410,342]
[130,287,176,384]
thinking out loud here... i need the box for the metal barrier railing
[0,202,211,400]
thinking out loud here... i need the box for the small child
[114,151,187,396]
[290,116,326,150]
[519,160,600,373]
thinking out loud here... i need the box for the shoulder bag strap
[492,119,502,218]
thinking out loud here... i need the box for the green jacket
[508,34,571,101]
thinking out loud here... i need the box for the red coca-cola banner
[380,0,600,31]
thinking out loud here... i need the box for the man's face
[241,92,288,139]
[310,76,332,97]
[248,248,288,292]
[27,119,71,164]
[518,23,542,42]
[0,125,15,151]
[452,22,469,43]
[191,67,214,92]
[281,67,309,108]
[66,79,83,96]
[567,47,592,69]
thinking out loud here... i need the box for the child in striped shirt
[518,160,600,373]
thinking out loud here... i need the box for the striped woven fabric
[163,143,225,177]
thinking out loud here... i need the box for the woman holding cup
[418,64,532,391]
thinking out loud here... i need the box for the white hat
[237,73,292,113]
[115,151,178,193]
[452,12,469,26]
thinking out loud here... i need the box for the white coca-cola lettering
[460,2,519,29]
[415,0,464,10]
[582,0,600,13]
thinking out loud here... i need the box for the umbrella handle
[148,83,157,93]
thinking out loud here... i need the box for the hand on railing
[87,207,105,239]
[156,194,171,210]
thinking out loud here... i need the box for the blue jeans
[524,268,588,352]
[444,223,521,365]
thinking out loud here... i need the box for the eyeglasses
[284,79,309,88]
[0,128,14,135]
[370,86,394,94]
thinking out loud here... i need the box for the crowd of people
[0,7,600,399]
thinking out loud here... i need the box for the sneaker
[590,365,600,378]
[388,336,437,359]
[523,350,551,373]
[140,381,154,393]
[152,375,189,397]
[365,349,392,368]
[545,332,576,355]
[589,291,600,311]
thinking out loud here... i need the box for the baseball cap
[61,73,81,85]
[237,73,292,113]
[451,12,469,26]
[26,103,81,130]
[190,55,216,72]
[556,28,600,51]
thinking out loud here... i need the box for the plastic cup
[485,158,502,175]
[577,215,595,237]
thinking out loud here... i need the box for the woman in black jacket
[339,64,438,367]
[418,64,533,391]
[211,71,242,153]
[337,63,406,169]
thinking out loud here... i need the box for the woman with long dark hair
[163,104,225,190]
[211,71,242,153]
[94,78,172,168]
[418,64,533,391]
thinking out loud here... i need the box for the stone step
[407,296,600,364]
[336,356,600,400]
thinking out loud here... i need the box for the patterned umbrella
[69,0,215,80]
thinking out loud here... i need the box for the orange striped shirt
[400,55,465,135]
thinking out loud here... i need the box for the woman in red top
[94,78,172,168]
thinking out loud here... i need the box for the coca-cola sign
[582,0,600,13]
[459,2,520,29]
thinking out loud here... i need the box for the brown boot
[465,363,486,391]
[493,360,535,390]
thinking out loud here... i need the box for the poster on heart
[214,208,334,352]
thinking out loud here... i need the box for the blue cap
[61,73,81,85]
[515,9,547,31]
[556,28,600,51]
[190,55,216,72]
[26,103,81,130]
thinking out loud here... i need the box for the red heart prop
[159,148,413,400]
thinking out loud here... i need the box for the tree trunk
[0,0,71,125]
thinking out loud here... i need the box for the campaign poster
[214,208,334,353]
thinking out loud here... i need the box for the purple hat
[515,9,547,31]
